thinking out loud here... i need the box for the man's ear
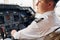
[48,2,54,8]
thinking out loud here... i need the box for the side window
[55,1,60,20]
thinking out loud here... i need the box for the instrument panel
[0,4,35,40]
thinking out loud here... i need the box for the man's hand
[11,30,17,37]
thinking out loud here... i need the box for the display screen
[14,15,19,22]
[5,15,10,20]
[0,16,4,24]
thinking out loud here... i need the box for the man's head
[36,0,59,13]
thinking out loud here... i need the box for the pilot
[11,0,60,40]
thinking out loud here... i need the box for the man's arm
[11,21,40,39]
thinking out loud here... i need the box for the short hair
[53,0,59,4]
[53,0,59,7]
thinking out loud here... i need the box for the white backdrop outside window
[8,0,33,8]
[0,0,4,4]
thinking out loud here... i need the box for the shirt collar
[43,11,55,16]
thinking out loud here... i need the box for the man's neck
[37,10,54,14]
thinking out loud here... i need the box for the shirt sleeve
[12,21,41,39]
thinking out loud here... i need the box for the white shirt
[13,11,60,40]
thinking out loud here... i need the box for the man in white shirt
[11,0,60,40]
